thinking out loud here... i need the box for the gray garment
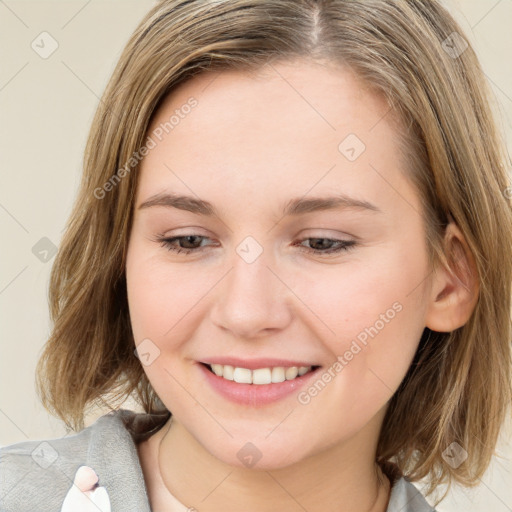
[0,409,436,512]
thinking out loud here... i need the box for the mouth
[200,362,322,385]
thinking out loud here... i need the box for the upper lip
[200,357,321,370]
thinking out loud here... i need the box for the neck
[152,413,391,512]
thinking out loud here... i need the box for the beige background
[1,1,511,510]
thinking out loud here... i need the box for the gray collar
[0,408,436,511]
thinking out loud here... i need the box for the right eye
[157,235,215,255]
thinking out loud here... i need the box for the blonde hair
[36,0,512,502]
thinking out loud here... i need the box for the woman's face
[126,58,433,468]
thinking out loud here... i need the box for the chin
[197,434,311,471]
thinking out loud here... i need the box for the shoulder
[0,418,94,511]
[387,476,437,512]
[0,409,165,512]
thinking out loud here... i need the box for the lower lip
[198,363,321,406]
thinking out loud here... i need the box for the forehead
[149,58,385,136]
[136,59,414,218]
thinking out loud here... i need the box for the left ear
[425,221,479,333]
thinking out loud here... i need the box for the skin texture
[126,58,478,512]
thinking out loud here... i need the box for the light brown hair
[35,0,512,502]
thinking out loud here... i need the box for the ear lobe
[425,222,479,333]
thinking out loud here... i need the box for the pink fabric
[61,465,111,512]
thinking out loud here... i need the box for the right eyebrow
[138,192,216,216]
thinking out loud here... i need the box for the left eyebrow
[137,192,382,217]
[282,194,381,216]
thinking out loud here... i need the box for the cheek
[126,247,210,344]
[126,247,208,411]
[291,240,429,408]
[293,240,428,339]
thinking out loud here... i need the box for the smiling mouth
[200,362,321,385]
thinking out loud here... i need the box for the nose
[209,245,293,339]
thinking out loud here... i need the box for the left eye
[295,237,356,255]
[157,235,356,256]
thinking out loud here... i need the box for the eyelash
[155,234,357,257]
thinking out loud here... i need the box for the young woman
[1,1,511,511]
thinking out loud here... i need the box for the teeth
[208,364,313,384]
[223,365,234,380]
[252,368,272,385]
[285,367,298,380]
[271,367,285,383]
[233,367,252,384]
